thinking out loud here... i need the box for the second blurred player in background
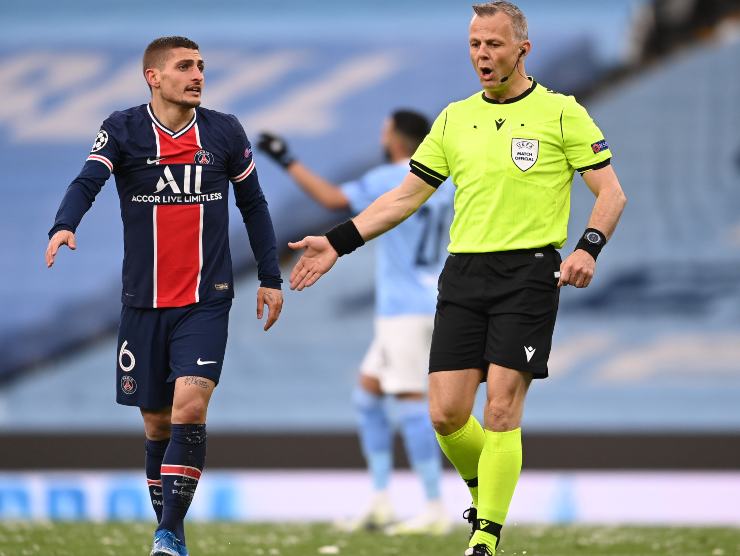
[258,112,454,535]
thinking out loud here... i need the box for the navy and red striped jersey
[50,104,281,308]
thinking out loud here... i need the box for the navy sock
[145,438,169,523]
[157,424,207,543]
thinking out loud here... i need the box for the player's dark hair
[390,110,430,155]
[143,36,200,73]
[473,1,528,41]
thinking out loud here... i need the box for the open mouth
[186,86,202,94]
[480,67,493,78]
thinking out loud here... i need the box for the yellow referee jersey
[410,80,612,253]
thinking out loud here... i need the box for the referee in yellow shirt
[289,2,626,555]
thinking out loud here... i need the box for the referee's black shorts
[429,247,561,379]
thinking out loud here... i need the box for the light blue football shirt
[341,160,454,317]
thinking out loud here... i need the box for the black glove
[257,132,296,168]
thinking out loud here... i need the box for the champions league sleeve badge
[90,129,109,153]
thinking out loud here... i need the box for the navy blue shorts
[116,298,231,409]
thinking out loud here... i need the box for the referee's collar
[481,79,537,105]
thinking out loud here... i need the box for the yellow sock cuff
[435,415,483,444]
[483,428,522,453]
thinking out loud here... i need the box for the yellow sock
[470,428,522,552]
[435,415,485,506]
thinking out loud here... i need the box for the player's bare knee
[171,400,208,424]
[430,406,468,436]
[141,410,172,440]
[484,401,521,431]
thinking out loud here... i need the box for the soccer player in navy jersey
[45,36,283,556]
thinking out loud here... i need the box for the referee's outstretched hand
[45,230,77,268]
[288,236,338,291]
[558,249,596,288]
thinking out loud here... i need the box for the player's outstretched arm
[289,173,435,291]
[257,132,349,211]
[45,230,77,268]
[559,164,627,288]
[256,286,284,331]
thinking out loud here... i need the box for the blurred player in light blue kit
[258,111,454,534]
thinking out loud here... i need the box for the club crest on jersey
[194,149,213,165]
[91,129,108,153]
[120,375,137,395]
[511,138,539,171]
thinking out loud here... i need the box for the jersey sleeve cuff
[409,159,447,188]
[259,277,283,290]
[576,158,611,175]
[48,223,75,239]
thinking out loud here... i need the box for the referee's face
[469,13,522,90]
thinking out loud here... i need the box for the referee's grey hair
[472,2,529,41]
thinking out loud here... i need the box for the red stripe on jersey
[155,124,201,165]
[231,159,255,183]
[160,465,202,480]
[87,154,113,172]
[147,479,162,486]
[154,204,202,307]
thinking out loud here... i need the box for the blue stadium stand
[2,32,740,435]
[9,1,737,439]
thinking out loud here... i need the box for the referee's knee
[484,401,522,431]
[429,406,469,436]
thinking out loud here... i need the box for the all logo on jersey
[131,165,223,203]
[495,118,506,131]
[121,375,137,395]
[91,129,108,153]
[155,165,203,194]
[194,149,213,165]
[511,138,539,171]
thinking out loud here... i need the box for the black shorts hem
[428,360,486,373]
[486,356,549,379]
[428,357,549,379]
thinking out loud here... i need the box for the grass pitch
[0,522,738,556]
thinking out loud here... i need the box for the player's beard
[161,89,201,109]
[178,96,202,108]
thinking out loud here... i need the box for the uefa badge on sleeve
[91,129,108,153]
[511,138,539,171]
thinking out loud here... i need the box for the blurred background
[1,0,739,524]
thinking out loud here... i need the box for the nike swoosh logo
[147,157,166,164]
[196,358,217,365]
